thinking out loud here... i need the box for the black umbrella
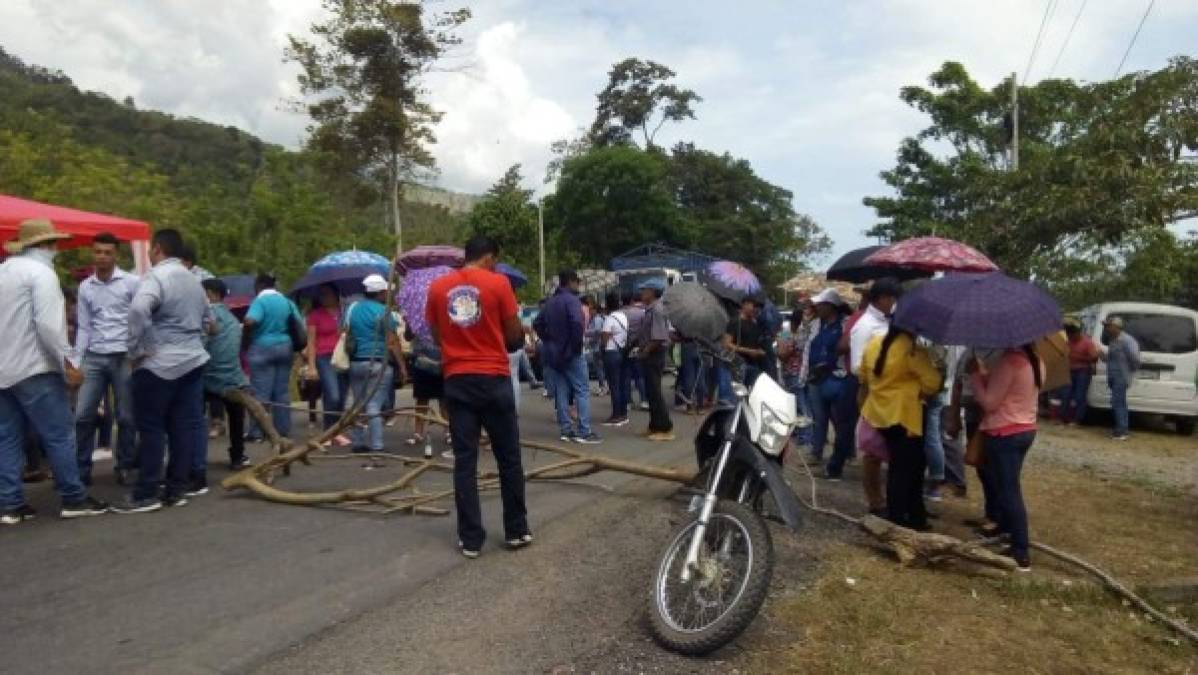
[662,282,730,342]
[826,245,929,283]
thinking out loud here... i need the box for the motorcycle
[648,355,805,655]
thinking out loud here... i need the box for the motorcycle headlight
[757,402,794,457]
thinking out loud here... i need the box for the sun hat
[812,288,845,307]
[363,274,391,293]
[3,218,71,254]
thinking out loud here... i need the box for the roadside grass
[753,456,1198,673]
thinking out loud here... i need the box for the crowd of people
[1,217,1142,571]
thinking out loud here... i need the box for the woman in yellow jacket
[859,326,943,531]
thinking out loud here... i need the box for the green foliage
[668,143,830,288]
[589,58,701,148]
[286,0,470,248]
[0,46,462,288]
[1037,229,1198,311]
[865,59,1198,277]
[545,146,685,267]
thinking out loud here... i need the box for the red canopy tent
[0,194,152,271]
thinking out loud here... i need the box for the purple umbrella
[396,245,464,275]
[703,260,763,304]
[892,272,1061,348]
[397,265,454,341]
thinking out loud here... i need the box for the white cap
[812,288,844,307]
[363,274,390,293]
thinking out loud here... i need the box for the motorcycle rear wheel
[649,499,774,655]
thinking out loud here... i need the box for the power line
[1047,0,1087,78]
[1114,0,1156,77]
[1024,0,1060,83]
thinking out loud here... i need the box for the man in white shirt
[0,219,110,524]
[849,278,901,376]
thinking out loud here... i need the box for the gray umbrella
[662,281,729,342]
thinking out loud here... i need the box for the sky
[2,0,1196,262]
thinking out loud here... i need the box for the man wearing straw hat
[0,219,111,524]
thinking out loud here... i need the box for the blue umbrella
[497,262,527,289]
[892,272,1061,348]
[290,250,391,298]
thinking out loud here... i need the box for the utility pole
[1010,71,1020,170]
[537,198,546,293]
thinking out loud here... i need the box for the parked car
[1078,302,1198,435]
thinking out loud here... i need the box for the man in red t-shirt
[426,235,528,558]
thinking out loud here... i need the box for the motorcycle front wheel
[648,499,774,655]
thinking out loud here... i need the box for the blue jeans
[808,377,849,462]
[545,355,592,437]
[675,342,708,407]
[784,374,812,445]
[627,357,646,404]
[315,355,348,430]
[602,350,626,418]
[75,352,137,479]
[984,431,1035,557]
[716,363,734,405]
[248,342,295,438]
[1061,369,1091,423]
[132,365,206,501]
[826,374,859,475]
[1109,376,1129,435]
[349,361,392,451]
[0,373,88,509]
[923,393,945,482]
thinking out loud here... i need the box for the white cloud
[1,0,1195,257]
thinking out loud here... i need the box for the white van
[1078,302,1198,435]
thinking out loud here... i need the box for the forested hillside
[0,47,463,285]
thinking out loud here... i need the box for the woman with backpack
[968,344,1044,572]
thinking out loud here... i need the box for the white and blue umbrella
[291,250,391,297]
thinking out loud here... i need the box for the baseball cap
[1103,316,1124,328]
[363,274,391,293]
[812,288,844,307]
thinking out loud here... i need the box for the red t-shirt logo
[447,284,482,328]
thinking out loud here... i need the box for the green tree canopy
[864,59,1198,276]
[589,58,701,148]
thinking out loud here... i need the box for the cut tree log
[860,514,1016,570]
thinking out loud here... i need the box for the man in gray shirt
[636,279,674,441]
[1101,316,1140,441]
[114,229,211,513]
[74,232,140,486]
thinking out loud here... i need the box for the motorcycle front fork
[681,402,745,583]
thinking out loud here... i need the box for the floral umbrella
[396,245,464,275]
[703,260,763,304]
[291,250,391,298]
[397,265,454,341]
[864,236,998,274]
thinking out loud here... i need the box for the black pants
[642,349,672,433]
[881,425,927,528]
[223,397,246,463]
[444,374,528,550]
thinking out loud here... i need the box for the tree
[589,58,701,148]
[669,143,830,288]
[545,146,685,267]
[864,59,1198,276]
[286,0,470,252]
[465,164,539,285]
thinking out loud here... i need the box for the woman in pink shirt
[305,284,349,445]
[968,344,1044,572]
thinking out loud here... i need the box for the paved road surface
[0,385,699,674]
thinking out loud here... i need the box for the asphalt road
[0,385,698,674]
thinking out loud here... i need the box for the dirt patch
[1032,422,1197,493]
[748,458,1198,673]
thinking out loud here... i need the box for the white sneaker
[506,533,534,549]
[458,541,480,559]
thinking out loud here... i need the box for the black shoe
[1001,546,1032,572]
[506,533,534,549]
[60,497,110,519]
[574,433,602,445]
[162,494,189,508]
[1,504,37,525]
[821,470,843,482]
[229,456,252,470]
[184,481,209,498]
[458,540,480,559]
[114,468,132,486]
[559,433,577,443]
[112,496,163,514]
